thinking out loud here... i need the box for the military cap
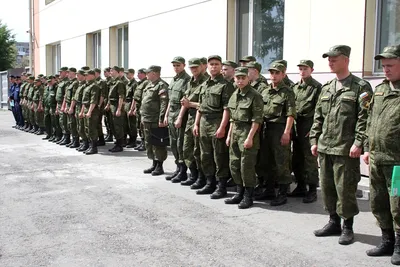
[374,45,400,60]
[59,66,68,72]
[145,65,161,73]
[77,69,86,75]
[138,68,146,74]
[246,61,262,72]
[104,67,111,72]
[273,60,288,68]
[68,67,77,73]
[38,74,44,77]
[322,45,351,58]
[119,67,125,72]
[10,75,15,78]
[222,60,238,68]
[47,75,55,80]
[86,70,96,75]
[171,56,185,64]
[28,76,35,80]
[112,66,121,72]
[297,59,314,68]
[234,67,249,77]
[93,68,101,73]
[200,57,208,64]
[208,55,222,62]
[188,58,201,67]
[268,62,286,72]
[125,68,135,74]
[34,78,41,82]
[81,66,90,71]
[239,55,256,63]
[55,74,60,78]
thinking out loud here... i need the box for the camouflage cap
[112,66,121,72]
[200,57,208,64]
[268,62,286,72]
[28,76,35,80]
[171,56,185,64]
[138,68,146,74]
[34,78,41,82]
[103,67,111,72]
[246,61,262,72]
[145,65,161,73]
[94,68,101,73]
[374,45,400,60]
[77,69,86,75]
[55,74,60,78]
[222,60,238,68]
[38,74,44,78]
[188,58,201,67]
[119,67,125,72]
[234,67,249,77]
[297,59,314,68]
[59,66,68,72]
[47,75,55,81]
[322,45,351,58]
[208,55,222,62]
[81,66,90,71]
[68,67,77,73]
[125,68,135,74]
[273,60,288,68]
[86,70,96,75]
[239,55,256,63]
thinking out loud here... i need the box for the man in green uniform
[56,67,70,145]
[94,68,107,146]
[310,45,373,245]
[273,60,295,87]
[225,67,263,209]
[105,66,126,152]
[103,67,114,142]
[47,76,60,142]
[124,68,138,148]
[133,68,149,151]
[238,55,256,67]
[119,67,129,85]
[288,60,322,203]
[140,65,169,176]
[79,70,101,155]
[222,60,237,83]
[363,45,400,265]
[32,78,45,135]
[165,57,191,183]
[200,57,210,78]
[63,68,79,148]
[18,73,28,130]
[21,74,32,131]
[72,70,89,152]
[26,76,36,133]
[42,75,53,140]
[174,58,207,187]
[193,55,235,198]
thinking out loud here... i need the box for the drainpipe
[28,0,33,74]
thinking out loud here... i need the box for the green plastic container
[391,166,400,196]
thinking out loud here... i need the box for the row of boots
[16,123,45,135]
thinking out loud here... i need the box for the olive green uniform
[310,74,373,219]
[96,77,107,139]
[32,84,45,128]
[168,70,191,164]
[19,82,28,125]
[27,84,35,126]
[198,74,235,179]
[108,77,126,140]
[104,76,114,137]
[140,78,169,162]
[43,84,52,135]
[134,78,150,140]
[48,83,59,138]
[73,81,87,141]
[56,77,70,134]
[292,76,322,186]
[82,80,101,140]
[125,78,138,142]
[227,85,263,187]
[65,78,79,137]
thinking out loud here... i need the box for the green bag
[391,166,400,196]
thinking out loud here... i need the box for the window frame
[116,25,129,69]
[92,31,101,69]
[52,43,61,75]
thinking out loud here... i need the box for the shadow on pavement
[355,233,381,246]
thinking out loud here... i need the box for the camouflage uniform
[73,79,87,142]
[56,76,70,135]
[65,77,79,138]
[95,76,108,142]
[32,82,45,129]
[82,79,101,140]
[108,77,126,141]
[134,76,150,144]
[124,76,138,145]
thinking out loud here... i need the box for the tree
[0,20,16,71]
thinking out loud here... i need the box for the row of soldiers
[10,44,400,265]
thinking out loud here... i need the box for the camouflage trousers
[168,110,187,165]
[66,103,78,137]
[292,117,319,185]
[319,153,360,219]
[229,123,259,187]
[33,102,44,128]
[50,106,61,137]
[124,102,137,141]
[136,105,144,139]
[29,102,35,125]
[75,105,87,140]
[143,122,167,162]
[369,156,400,231]
[22,103,28,124]
[57,103,69,134]
[104,109,114,136]
[199,116,229,180]
[44,106,51,135]
[110,104,125,140]
[97,106,104,139]
[84,106,100,140]
[183,116,201,171]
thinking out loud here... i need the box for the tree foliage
[0,20,16,71]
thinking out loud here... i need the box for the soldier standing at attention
[238,56,256,67]
[165,57,191,183]
[200,57,210,79]
[56,67,71,145]
[273,60,295,87]
[94,68,107,146]
[27,76,36,133]
[63,68,80,148]
[288,60,322,203]
[310,45,373,245]
[174,58,207,187]
[363,45,400,265]
[193,55,235,198]
[47,76,60,142]
[105,66,126,152]
[225,67,263,209]
[222,61,237,83]
[140,65,169,176]
[125,68,138,148]
[32,78,45,135]
[73,70,89,152]
[79,70,101,155]
[119,67,129,85]
[42,75,53,140]
[103,67,114,142]
[133,68,149,151]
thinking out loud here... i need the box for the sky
[0,0,30,42]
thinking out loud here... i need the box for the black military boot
[56,134,66,144]
[255,181,276,201]
[287,182,307,197]
[151,161,164,176]
[144,160,157,174]
[70,137,80,148]
[66,136,74,147]
[191,170,206,190]
[104,133,113,142]
[225,185,244,204]
[85,140,98,155]
[48,135,55,142]
[303,184,318,203]
[42,133,51,140]
[196,176,217,195]
[172,163,188,183]
[37,127,45,135]
[339,217,355,245]
[126,137,136,148]
[270,184,289,206]
[121,137,127,147]
[391,233,400,265]
[137,142,146,151]
[29,125,37,133]
[77,140,89,152]
[254,176,265,197]
[83,140,92,154]
[60,134,70,145]
[23,124,30,131]
[109,139,123,152]
[238,187,254,209]
[366,228,395,257]
[210,177,228,199]
[165,164,180,181]
[97,134,106,146]
[55,134,63,143]
[314,213,342,237]
[181,166,198,186]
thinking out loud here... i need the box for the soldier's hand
[280,132,290,146]
[311,145,318,157]
[244,138,253,149]
[163,117,168,126]
[86,112,91,118]
[55,110,59,115]
[174,118,182,129]
[158,121,167,128]
[79,113,84,119]
[115,110,121,117]
[193,125,199,137]
[226,137,230,147]
[181,98,189,108]
[68,108,73,115]
[215,127,225,139]
[349,145,362,158]
[132,109,137,116]
[105,105,110,111]
[362,152,370,165]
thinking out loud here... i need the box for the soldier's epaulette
[357,79,367,87]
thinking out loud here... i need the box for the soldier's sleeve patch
[375,92,384,96]
[158,89,166,95]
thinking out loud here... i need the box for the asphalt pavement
[0,111,391,267]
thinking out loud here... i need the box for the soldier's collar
[174,70,187,80]
[269,81,286,91]
[151,78,162,85]
[191,73,205,83]
[238,84,251,96]
[207,74,224,83]
[301,76,313,86]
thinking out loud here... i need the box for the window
[92,32,101,68]
[117,25,129,69]
[375,0,400,72]
[52,44,61,74]
[236,0,285,73]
